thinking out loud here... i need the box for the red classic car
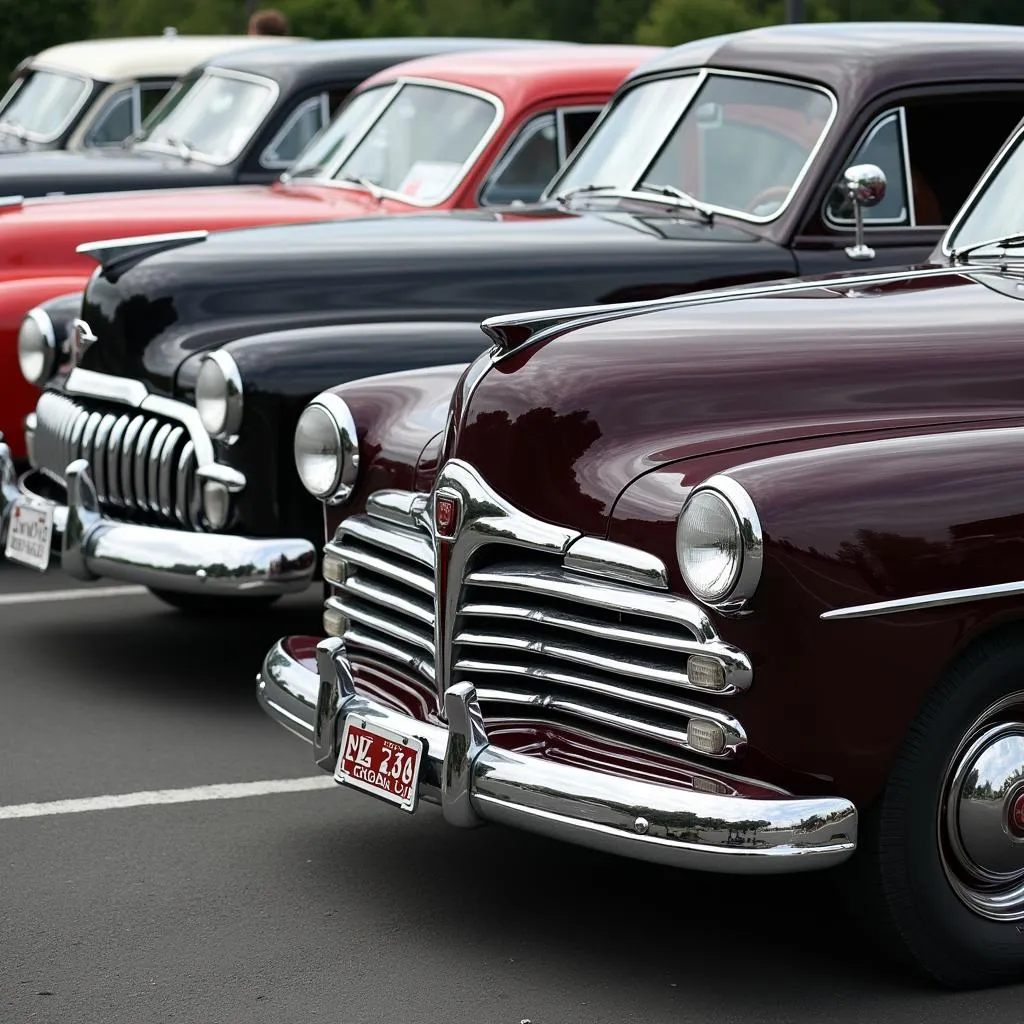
[253,101,1024,985]
[0,43,655,460]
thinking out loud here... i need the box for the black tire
[844,631,1024,988]
[146,587,281,618]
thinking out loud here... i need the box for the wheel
[845,633,1024,988]
[146,587,281,617]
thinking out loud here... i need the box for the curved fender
[0,275,91,461]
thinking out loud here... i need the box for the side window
[559,108,601,162]
[826,110,909,226]
[83,89,135,147]
[479,113,559,206]
[826,93,1024,229]
[138,83,172,126]
[261,94,328,169]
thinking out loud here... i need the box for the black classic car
[7,21,1024,614]
[0,37,540,198]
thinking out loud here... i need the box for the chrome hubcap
[940,693,1024,920]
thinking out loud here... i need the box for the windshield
[136,69,277,165]
[329,81,500,204]
[547,71,836,221]
[945,127,1024,253]
[0,68,92,141]
[286,85,392,178]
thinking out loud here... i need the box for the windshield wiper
[552,182,713,222]
[334,175,385,201]
[162,135,195,162]
[950,234,1024,264]
[0,120,26,145]
[637,181,714,223]
[551,183,617,205]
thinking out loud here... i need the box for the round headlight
[293,393,359,503]
[676,476,763,610]
[18,308,56,386]
[195,351,243,439]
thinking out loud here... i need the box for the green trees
[0,0,92,86]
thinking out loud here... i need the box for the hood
[451,267,1024,535]
[77,207,788,394]
[0,147,221,197]
[0,184,367,281]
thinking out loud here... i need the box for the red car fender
[0,274,92,461]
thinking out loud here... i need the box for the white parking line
[0,585,148,606]
[0,777,337,820]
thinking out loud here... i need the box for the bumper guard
[0,440,315,595]
[258,634,859,874]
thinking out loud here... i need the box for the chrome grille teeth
[32,391,200,530]
[323,495,751,761]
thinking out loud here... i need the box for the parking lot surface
[2,561,1023,1023]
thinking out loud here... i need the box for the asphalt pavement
[2,560,1024,1023]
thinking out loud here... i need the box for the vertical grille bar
[105,414,130,506]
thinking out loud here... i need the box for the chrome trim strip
[105,414,130,506]
[338,574,434,626]
[337,514,433,568]
[821,580,1024,621]
[257,637,858,874]
[325,594,434,655]
[147,422,172,512]
[158,425,184,517]
[76,230,208,272]
[120,414,145,508]
[65,367,147,406]
[133,417,158,507]
[175,440,195,526]
[91,413,115,501]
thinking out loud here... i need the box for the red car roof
[358,45,664,109]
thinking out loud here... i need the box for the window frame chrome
[541,66,840,227]
[823,106,914,230]
[942,117,1024,257]
[133,66,281,166]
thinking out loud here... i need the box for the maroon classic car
[253,95,1024,986]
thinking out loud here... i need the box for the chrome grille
[326,487,752,761]
[33,390,201,529]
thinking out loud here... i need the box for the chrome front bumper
[258,634,859,874]
[0,441,315,595]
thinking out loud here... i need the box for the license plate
[4,499,53,571]
[335,716,424,813]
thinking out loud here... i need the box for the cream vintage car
[0,32,302,153]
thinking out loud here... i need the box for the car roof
[28,35,305,82]
[205,37,577,90]
[359,45,664,107]
[630,21,1024,93]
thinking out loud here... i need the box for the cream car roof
[28,36,305,83]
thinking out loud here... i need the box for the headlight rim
[18,307,57,386]
[676,474,763,612]
[195,350,244,440]
[294,391,360,505]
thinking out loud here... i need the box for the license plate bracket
[4,498,54,572]
[335,716,424,813]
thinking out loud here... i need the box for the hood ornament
[70,318,98,367]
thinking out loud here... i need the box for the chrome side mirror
[843,163,886,261]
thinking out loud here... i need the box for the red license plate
[335,716,424,813]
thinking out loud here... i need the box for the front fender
[608,423,1024,807]
[0,276,90,461]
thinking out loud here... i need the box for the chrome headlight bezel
[293,392,359,504]
[195,350,243,440]
[676,474,763,612]
[18,307,57,386]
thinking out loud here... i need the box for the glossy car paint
[366,264,1023,805]
[0,44,651,458]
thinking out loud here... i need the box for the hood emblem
[70,318,98,367]
[434,492,460,539]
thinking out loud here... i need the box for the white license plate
[335,715,424,813]
[4,499,53,572]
